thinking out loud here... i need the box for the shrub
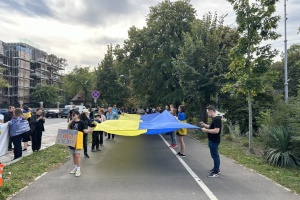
[264,126,300,168]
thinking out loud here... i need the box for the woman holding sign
[68,110,92,177]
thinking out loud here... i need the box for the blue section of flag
[139,111,199,134]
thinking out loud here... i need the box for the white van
[75,105,86,113]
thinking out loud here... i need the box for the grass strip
[0,145,70,200]
[189,131,300,195]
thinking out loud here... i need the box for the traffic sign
[92,90,100,99]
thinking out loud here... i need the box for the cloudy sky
[0,0,299,73]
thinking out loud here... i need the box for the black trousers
[8,136,12,149]
[31,129,42,151]
[99,131,103,145]
[107,133,115,139]
[11,134,23,159]
[92,131,100,149]
[83,133,88,154]
[22,131,31,142]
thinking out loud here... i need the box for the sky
[0,0,299,73]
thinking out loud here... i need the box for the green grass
[0,145,70,200]
[189,130,300,194]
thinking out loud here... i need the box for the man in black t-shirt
[200,105,222,178]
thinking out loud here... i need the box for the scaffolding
[0,39,65,107]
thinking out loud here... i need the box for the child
[68,110,92,177]
[91,115,102,152]
[176,105,187,157]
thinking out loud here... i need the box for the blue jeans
[208,141,220,173]
[170,131,177,145]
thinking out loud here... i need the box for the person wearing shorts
[68,110,92,177]
[176,105,187,157]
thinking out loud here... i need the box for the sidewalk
[0,122,67,165]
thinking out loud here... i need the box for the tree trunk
[248,90,254,153]
[199,102,208,123]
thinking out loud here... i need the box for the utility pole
[284,0,288,102]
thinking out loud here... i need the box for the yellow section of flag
[94,120,146,136]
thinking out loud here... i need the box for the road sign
[92,90,100,99]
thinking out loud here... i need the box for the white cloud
[0,0,299,71]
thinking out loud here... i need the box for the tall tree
[225,0,280,153]
[65,66,96,105]
[31,84,59,107]
[272,44,300,97]
[116,0,196,106]
[174,13,238,123]
[96,45,122,107]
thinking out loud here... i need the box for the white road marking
[159,134,218,200]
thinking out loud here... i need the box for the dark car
[60,108,70,118]
[45,109,59,118]
[0,109,8,115]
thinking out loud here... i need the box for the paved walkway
[0,122,67,165]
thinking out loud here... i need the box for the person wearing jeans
[200,105,222,178]
[106,107,118,140]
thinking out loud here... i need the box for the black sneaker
[177,152,186,157]
[208,172,219,178]
[84,153,90,158]
[210,169,221,174]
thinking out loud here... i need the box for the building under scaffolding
[0,39,65,107]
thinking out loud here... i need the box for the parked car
[45,109,60,118]
[60,108,70,118]
[0,109,8,115]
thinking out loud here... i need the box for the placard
[56,129,78,147]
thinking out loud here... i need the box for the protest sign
[56,129,78,147]
[0,123,9,157]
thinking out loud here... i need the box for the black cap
[94,114,101,118]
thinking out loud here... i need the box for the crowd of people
[2,103,222,178]
[4,105,45,160]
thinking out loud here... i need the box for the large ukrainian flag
[94,111,199,136]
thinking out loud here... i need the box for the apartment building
[0,39,65,106]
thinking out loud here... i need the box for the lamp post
[284,0,288,102]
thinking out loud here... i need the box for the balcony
[30,72,42,77]
[12,56,30,62]
[3,73,12,77]
[0,62,11,67]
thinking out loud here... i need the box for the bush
[264,126,300,168]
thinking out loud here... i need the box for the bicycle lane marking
[159,134,218,200]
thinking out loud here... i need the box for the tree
[96,45,122,107]
[225,0,281,153]
[272,44,300,97]
[0,67,9,88]
[173,13,238,123]
[115,0,196,106]
[65,66,96,106]
[31,84,59,106]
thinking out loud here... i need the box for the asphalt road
[10,130,300,200]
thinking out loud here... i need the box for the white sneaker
[75,170,81,177]
[70,168,76,174]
